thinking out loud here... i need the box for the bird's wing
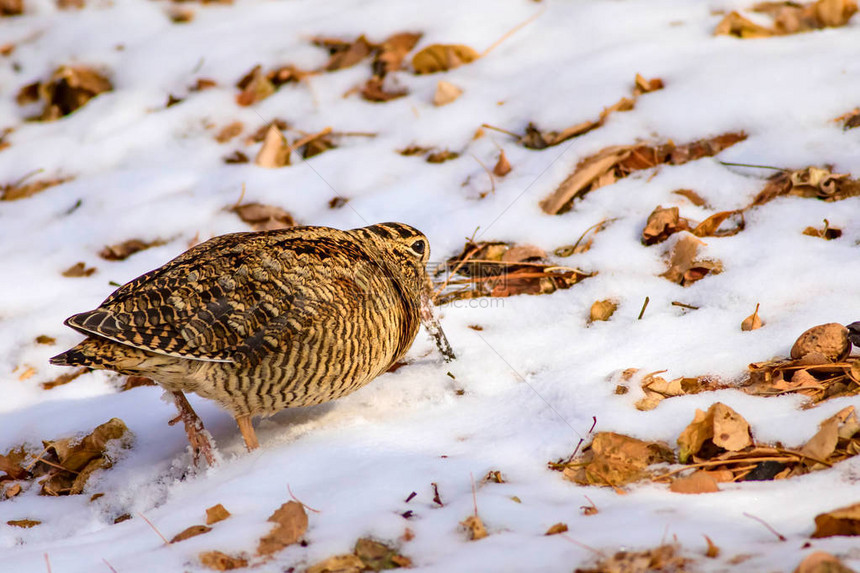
[65,228,375,363]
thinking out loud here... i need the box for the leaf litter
[307,538,411,572]
[433,238,593,304]
[551,402,860,492]
[715,0,857,38]
[0,418,132,499]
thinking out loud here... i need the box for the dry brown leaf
[540,146,630,214]
[374,32,422,76]
[673,188,708,207]
[24,66,112,121]
[742,303,764,331]
[692,210,745,238]
[215,122,243,143]
[575,543,689,573]
[642,206,690,245]
[320,35,373,71]
[41,366,88,390]
[230,202,294,231]
[791,323,850,361]
[354,538,411,570]
[562,432,674,487]
[35,335,56,345]
[803,220,842,240]
[677,403,752,463]
[836,108,860,130]
[1,0,23,15]
[199,551,248,571]
[360,76,408,102]
[812,501,860,538]
[661,233,722,287]
[545,522,569,535]
[0,447,31,481]
[412,44,480,74]
[1,175,72,201]
[256,501,308,557]
[7,519,40,528]
[669,471,720,494]
[223,150,249,164]
[633,73,664,96]
[99,238,163,261]
[3,483,22,499]
[254,124,290,168]
[794,551,856,572]
[61,262,96,277]
[589,300,618,322]
[205,504,231,525]
[714,11,776,37]
[800,412,841,462]
[236,65,275,106]
[433,80,462,106]
[170,525,212,543]
[307,554,365,573]
[493,150,512,176]
[461,515,488,540]
[704,536,720,558]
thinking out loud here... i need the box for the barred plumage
[51,223,451,461]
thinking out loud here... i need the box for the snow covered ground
[2,0,860,571]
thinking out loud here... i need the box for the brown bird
[51,223,454,464]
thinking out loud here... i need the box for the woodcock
[51,223,454,465]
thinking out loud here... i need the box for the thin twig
[286,126,333,156]
[559,534,605,556]
[102,558,118,573]
[743,512,787,541]
[470,473,478,517]
[481,123,521,139]
[433,243,482,298]
[671,301,700,310]
[638,296,650,320]
[471,153,496,195]
[44,554,51,573]
[572,218,614,252]
[137,513,169,545]
[288,483,321,513]
[719,161,786,171]
[481,7,546,57]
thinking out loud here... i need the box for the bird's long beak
[420,286,455,362]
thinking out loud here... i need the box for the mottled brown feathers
[51,223,432,417]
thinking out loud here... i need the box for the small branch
[470,472,478,517]
[637,296,650,320]
[559,534,605,556]
[288,483,321,513]
[719,161,786,171]
[44,554,51,573]
[743,512,786,542]
[481,7,546,57]
[137,513,169,545]
[102,558,118,573]
[470,153,496,195]
[671,301,700,310]
[481,123,521,139]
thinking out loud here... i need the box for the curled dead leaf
[205,504,231,525]
[493,150,512,176]
[99,238,164,261]
[545,522,568,535]
[256,501,308,557]
[230,202,294,232]
[461,515,488,540]
[812,501,860,538]
[642,206,690,245]
[742,304,763,331]
[433,80,462,106]
[669,471,720,494]
[412,44,479,74]
[61,262,96,277]
[199,551,248,571]
[589,300,618,322]
[254,124,290,168]
[170,525,212,543]
[677,402,752,463]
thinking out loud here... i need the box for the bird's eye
[410,239,426,255]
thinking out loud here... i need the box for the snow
[2,0,860,571]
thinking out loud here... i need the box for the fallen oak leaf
[642,205,691,245]
[170,525,212,543]
[812,501,860,538]
[307,554,365,573]
[741,303,763,331]
[254,124,290,168]
[412,44,479,74]
[669,471,720,494]
[432,80,462,106]
[691,210,744,238]
[99,238,164,261]
[589,300,617,322]
[794,551,856,573]
[354,538,411,570]
[374,32,422,76]
[673,188,708,207]
[256,501,308,557]
[493,150,511,176]
[660,233,722,287]
[360,76,408,102]
[677,402,752,463]
[205,504,231,525]
[460,515,488,540]
[199,551,248,571]
[61,262,96,277]
[230,202,295,232]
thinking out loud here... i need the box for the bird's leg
[420,288,456,362]
[168,391,217,467]
[235,415,260,451]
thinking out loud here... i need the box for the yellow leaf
[412,44,479,74]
